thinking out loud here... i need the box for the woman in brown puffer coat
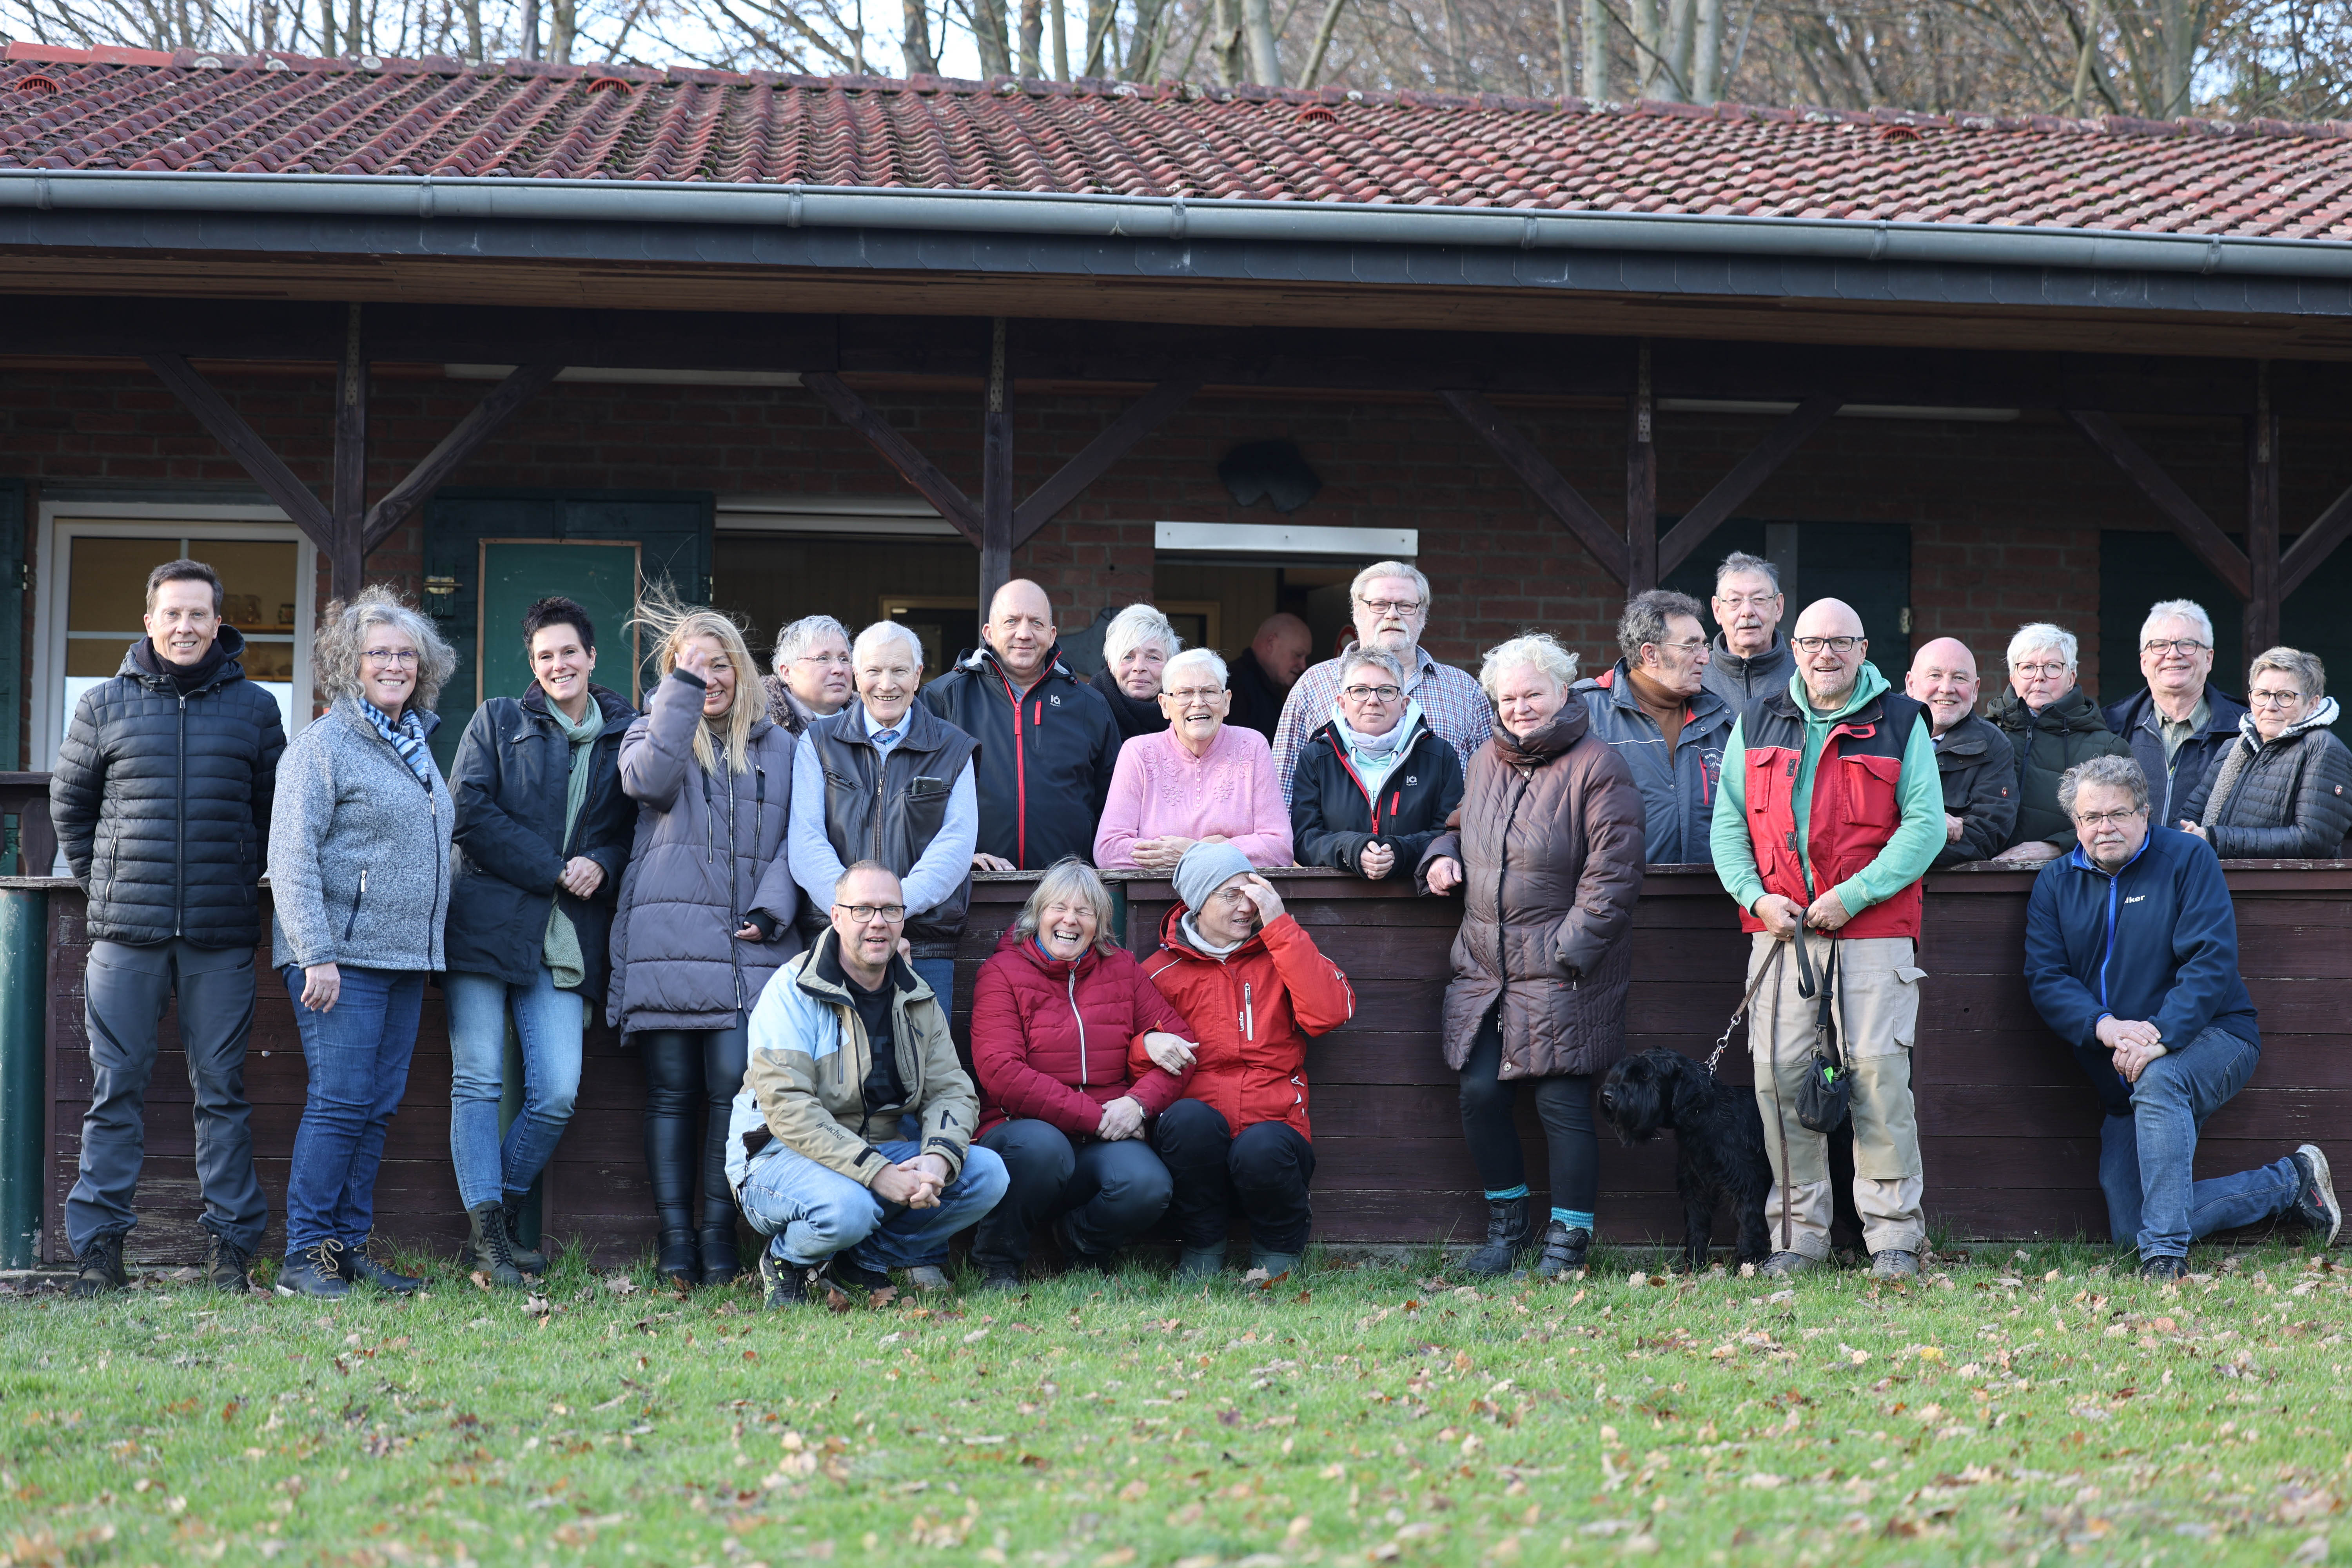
[1420,633,1644,1281]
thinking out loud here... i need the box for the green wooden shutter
[0,480,24,770]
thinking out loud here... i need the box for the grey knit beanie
[1172,841,1256,913]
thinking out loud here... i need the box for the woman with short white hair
[1987,621,2130,862]
[1093,646,1293,870]
[1420,632,1644,1280]
[1091,603,1181,744]
[2180,646,2352,857]
[269,587,459,1299]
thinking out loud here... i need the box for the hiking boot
[1460,1196,1534,1277]
[980,1260,1024,1292]
[500,1201,547,1274]
[202,1234,253,1294]
[1535,1221,1591,1279]
[347,1241,424,1296]
[1759,1250,1818,1279]
[72,1233,128,1299]
[466,1204,526,1289]
[2290,1144,2342,1248]
[1176,1245,1227,1281]
[1869,1249,1920,1281]
[2140,1254,2189,1282]
[275,1239,350,1299]
[758,1249,809,1309]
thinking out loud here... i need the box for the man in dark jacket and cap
[1985,622,2131,862]
[2024,754,2340,1279]
[1575,588,1733,864]
[2103,599,2248,828]
[1700,552,1798,710]
[1904,638,2018,866]
[920,579,1120,871]
[49,559,287,1297]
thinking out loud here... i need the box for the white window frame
[32,503,318,771]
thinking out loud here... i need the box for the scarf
[359,695,435,790]
[1329,699,1423,797]
[1178,912,1247,958]
[543,695,607,991]
[1492,709,1584,770]
[132,635,232,696]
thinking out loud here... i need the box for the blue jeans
[445,967,586,1212]
[736,1136,1008,1270]
[2102,1025,2299,1260]
[913,956,955,1020]
[282,965,425,1257]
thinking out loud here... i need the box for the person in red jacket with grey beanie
[1140,843,1357,1283]
[969,859,1201,1288]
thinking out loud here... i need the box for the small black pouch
[1792,935,1853,1134]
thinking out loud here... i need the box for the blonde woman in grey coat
[269,588,455,1301]
[609,588,800,1289]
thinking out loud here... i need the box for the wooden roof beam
[1441,388,1631,584]
[1656,393,1843,581]
[2064,408,2252,601]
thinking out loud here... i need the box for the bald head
[1906,638,1982,735]
[984,578,1057,686]
[1252,612,1313,689]
[1790,598,1868,711]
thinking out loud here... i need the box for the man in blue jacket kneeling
[2024,754,2341,1279]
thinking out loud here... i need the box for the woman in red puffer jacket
[969,859,1200,1287]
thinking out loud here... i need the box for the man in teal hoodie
[1709,599,1944,1280]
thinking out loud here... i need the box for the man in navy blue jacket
[2024,754,2340,1279]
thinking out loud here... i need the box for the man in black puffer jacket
[49,559,287,1297]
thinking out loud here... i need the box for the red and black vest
[1737,684,1930,940]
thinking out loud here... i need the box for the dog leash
[1706,942,1783,1076]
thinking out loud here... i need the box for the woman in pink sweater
[1094,648,1294,870]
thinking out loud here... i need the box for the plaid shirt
[1272,646,1493,806]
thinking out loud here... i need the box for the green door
[0,479,23,770]
[475,541,644,711]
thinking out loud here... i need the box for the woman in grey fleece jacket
[608,592,800,1289]
[269,589,456,1300]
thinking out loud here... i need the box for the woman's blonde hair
[1011,857,1122,957]
[635,580,760,775]
[315,586,457,716]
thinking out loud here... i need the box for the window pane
[67,537,176,633]
[67,638,132,677]
[238,641,295,680]
[192,540,300,632]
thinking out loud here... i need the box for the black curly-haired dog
[1597,1048,1773,1272]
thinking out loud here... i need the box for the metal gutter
[3,168,2350,282]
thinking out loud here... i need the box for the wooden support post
[1437,389,1628,583]
[1625,341,1657,595]
[329,304,367,598]
[2244,364,2281,670]
[979,318,1015,624]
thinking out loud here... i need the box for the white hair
[1478,632,1579,700]
[2007,622,2078,671]
[772,613,851,674]
[2140,599,2214,650]
[1351,559,1430,609]
[852,619,925,670]
[1341,647,1408,686]
[1103,603,1182,668]
[1163,646,1229,690]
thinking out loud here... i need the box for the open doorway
[1151,562,1361,661]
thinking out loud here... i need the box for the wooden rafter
[142,351,334,549]
[1655,393,1843,579]
[364,364,564,552]
[1439,388,1630,584]
[2279,482,2352,599]
[802,371,985,545]
[1013,376,1202,546]
[2064,409,2252,601]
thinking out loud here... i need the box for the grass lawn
[3,1237,2348,1567]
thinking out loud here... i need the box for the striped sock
[1552,1208,1595,1232]
[1483,1184,1530,1202]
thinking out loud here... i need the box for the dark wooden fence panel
[31,862,2351,1266]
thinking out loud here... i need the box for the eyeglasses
[1341,684,1404,702]
[362,648,420,668]
[1791,636,1862,655]
[1166,687,1225,704]
[1650,639,1709,655]
[1356,597,1424,618]
[2249,689,2305,708]
[2142,639,2211,658]
[2074,808,2146,827]
[2012,662,2071,679]
[1714,592,1779,610]
[796,650,853,667]
[833,902,907,924]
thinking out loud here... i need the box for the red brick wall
[0,366,2275,704]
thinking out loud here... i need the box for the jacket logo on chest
[1405,775,1417,785]
[1049,695,1062,707]
[2124,895,2146,904]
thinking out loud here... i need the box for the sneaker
[346,1238,424,1295]
[71,1233,128,1298]
[2140,1254,2189,1281]
[1760,1251,1818,1279]
[980,1260,1023,1291]
[1460,1196,1535,1277]
[1869,1249,1920,1281]
[906,1265,951,1294]
[757,1249,809,1309]
[1535,1222,1590,1280]
[201,1234,254,1294]
[826,1255,893,1293]
[2290,1145,2342,1248]
[275,1239,351,1299]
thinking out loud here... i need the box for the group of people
[51,548,2346,1302]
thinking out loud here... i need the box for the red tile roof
[7,41,2352,239]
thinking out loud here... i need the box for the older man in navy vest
[1709,599,1945,1281]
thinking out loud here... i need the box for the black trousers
[637,1024,748,1232]
[1153,1099,1316,1252]
[1457,1009,1597,1216]
[971,1118,1174,1267]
